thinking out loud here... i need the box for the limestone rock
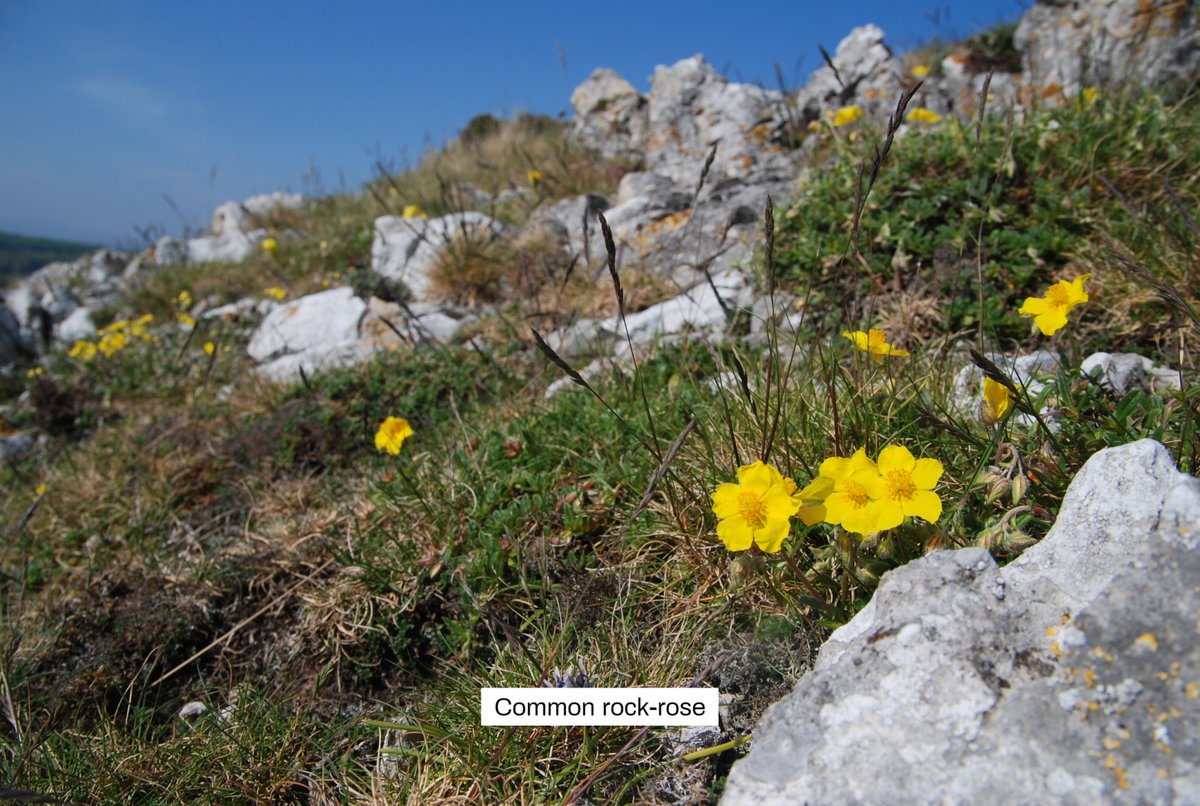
[371,212,505,302]
[1081,351,1181,395]
[794,25,906,122]
[55,307,96,346]
[547,269,750,357]
[248,287,365,364]
[571,68,648,161]
[1015,0,1200,96]
[645,55,795,190]
[722,440,1200,804]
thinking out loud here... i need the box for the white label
[480,687,720,726]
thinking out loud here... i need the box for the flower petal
[876,445,915,474]
[717,517,754,552]
[1019,297,1048,316]
[1034,309,1068,336]
[737,461,774,492]
[753,518,790,553]
[798,502,826,526]
[765,486,801,519]
[905,490,944,523]
[711,483,742,518]
[910,458,944,490]
[866,499,904,533]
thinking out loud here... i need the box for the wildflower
[527,169,544,188]
[261,237,278,255]
[203,341,216,356]
[711,460,801,553]
[177,290,193,309]
[863,446,944,532]
[26,366,44,378]
[98,331,128,357]
[69,340,97,361]
[843,328,910,361]
[177,312,196,330]
[911,64,930,78]
[981,377,1014,423]
[1018,274,1090,336]
[34,483,47,499]
[906,107,942,125]
[264,287,287,300]
[793,474,834,526]
[818,449,885,536]
[402,204,425,219]
[1081,87,1099,106]
[374,416,414,455]
[830,105,863,127]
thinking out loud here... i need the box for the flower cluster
[829,105,863,127]
[843,328,909,362]
[802,446,944,536]
[711,447,944,550]
[402,204,425,220]
[264,287,287,301]
[69,314,155,361]
[906,107,942,125]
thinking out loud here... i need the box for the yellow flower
[906,107,942,125]
[860,446,944,532]
[264,287,287,301]
[98,331,128,356]
[981,378,1014,423]
[817,448,884,536]
[177,290,193,309]
[26,366,45,378]
[402,204,425,219]
[911,64,930,78]
[843,328,910,361]
[830,105,863,127]
[69,340,97,361]
[711,461,801,553]
[34,483,47,499]
[1018,274,1090,336]
[793,474,834,526]
[375,416,414,455]
[261,237,278,255]
[1081,86,1099,106]
[527,169,544,188]
[203,341,216,356]
[177,312,196,330]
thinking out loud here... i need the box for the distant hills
[0,231,102,283]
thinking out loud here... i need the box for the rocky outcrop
[722,439,1200,804]
[571,68,648,161]
[1015,0,1200,95]
[794,25,907,123]
[371,212,506,302]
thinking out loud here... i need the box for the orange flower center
[885,469,916,501]
[1046,284,1070,309]
[843,480,871,508]
[737,490,769,529]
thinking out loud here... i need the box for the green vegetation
[0,230,102,281]
[1,49,1198,804]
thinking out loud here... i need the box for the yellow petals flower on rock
[711,460,801,553]
[375,416,414,455]
[1019,274,1090,336]
[843,328,910,362]
[402,204,425,219]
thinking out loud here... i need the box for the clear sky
[0,0,1023,247]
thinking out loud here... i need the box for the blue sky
[0,0,1023,246]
